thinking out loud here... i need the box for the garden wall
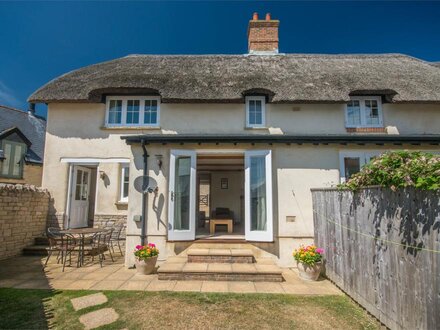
[0,184,50,260]
[312,187,440,330]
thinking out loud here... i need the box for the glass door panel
[245,150,273,242]
[168,150,196,241]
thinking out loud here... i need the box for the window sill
[101,126,161,130]
[346,127,386,133]
[115,201,128,206]
[244,126,269,130]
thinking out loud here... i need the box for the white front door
[168,150,197,241]
[244,150,273,242]
[69,166,91,228]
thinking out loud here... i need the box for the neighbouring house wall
[210,171,244,223]
[312,187,440,330]
[0,163,43,187]
[0,184,50,260]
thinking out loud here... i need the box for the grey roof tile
[0,105,46,164]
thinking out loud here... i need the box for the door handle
[171,191,174,201]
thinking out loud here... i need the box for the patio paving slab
[146,279,176,291]
[91,280,126,290]
[174,280,203,292]
[201,281,229,292]
[71,292,108,311]
[65,280,97,290]
[79,307,119,330]
[228,281,256,293]
[119,280,150,291]
[255,282,285,294]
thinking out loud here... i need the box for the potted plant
[293,245,324,281]
[134,243,159,275]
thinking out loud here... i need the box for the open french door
[244,150,273,242]
[168,150,197,241]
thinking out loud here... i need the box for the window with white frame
[106,96,160,127]
[345,96,383,128]
[119,165,129,202]
[339,151,382,182]
[0,140,26,179]
[246,96,266,127]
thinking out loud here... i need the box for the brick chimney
[247,12,279,54]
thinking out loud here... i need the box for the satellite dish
[134,176,158,194]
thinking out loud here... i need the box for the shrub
[293,245,324,266]
[339,151,440,191]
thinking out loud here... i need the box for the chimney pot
[247,13,279,54]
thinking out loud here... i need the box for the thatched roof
[29,54,440,104]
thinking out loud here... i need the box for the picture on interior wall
[221,178,228,189]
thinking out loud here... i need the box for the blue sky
[0,1,439,118]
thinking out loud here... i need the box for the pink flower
[135,245,143,250]
[148,243,156,247]
[316,248,324,254]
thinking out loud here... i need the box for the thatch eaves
[28,54,440,104]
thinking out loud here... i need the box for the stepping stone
[71,292,108,311]
[79,308,119,330]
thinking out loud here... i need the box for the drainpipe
[141,139,149,245]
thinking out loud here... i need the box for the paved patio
[0,254,342,295]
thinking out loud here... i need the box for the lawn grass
[0,288,380,329]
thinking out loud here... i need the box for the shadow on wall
[47,197,62,230]
[353,188,440,259]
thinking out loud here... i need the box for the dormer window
[246,96,266,127]
[105,96,160,127]
[345,96,383,128]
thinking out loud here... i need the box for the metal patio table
[59,227,107,267]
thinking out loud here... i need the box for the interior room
[196,153,245,239]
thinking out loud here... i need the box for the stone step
[187,248,255,263]
[23,245,49,256]
[158,261,283,282]
[34,237,49,246]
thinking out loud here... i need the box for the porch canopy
[121,134,440,146]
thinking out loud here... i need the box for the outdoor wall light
[99,170,106,179]
[155,154,163,169]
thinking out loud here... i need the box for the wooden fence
[312,187,440,330]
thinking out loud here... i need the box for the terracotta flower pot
[297,261,322,281]
[135,256,158,275]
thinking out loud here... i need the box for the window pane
[108,100,122,124]
[144,100,158,124]
[250,156,267,231]
[174,156,191,230]
[81,171,89,200]
[126,100,140,124]
[122,167,129,199]
[12,145,23,176]
[347,101,361,126]
[248,99,263,125]
[1,143,12,175]
[365,99,380,125]
[344,157,361,180]
[255,111,262,124]
[254,100,262,112]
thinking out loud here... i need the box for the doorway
[67,165,97,228]
[167,149,273,242]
